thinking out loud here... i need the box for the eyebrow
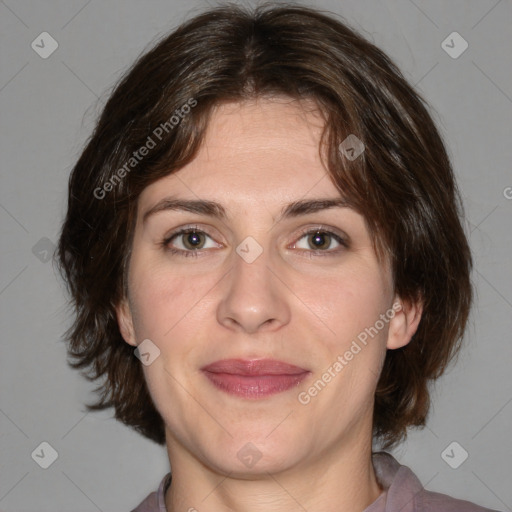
[142,196,350,225]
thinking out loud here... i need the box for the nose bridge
[216,234,290,333]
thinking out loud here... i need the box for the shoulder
[371,452,502,512]
[130,472,171,512]
[418,488,502,512]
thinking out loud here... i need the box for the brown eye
[308,231,332,250]
[162,227,221,258]
[180,231,206,250]
[294,229,346,253]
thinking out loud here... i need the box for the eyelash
[161,225,348,259]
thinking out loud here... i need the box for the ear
[115,297,137,347]
[386,295,423,350]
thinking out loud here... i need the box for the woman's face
[117,97,419,475]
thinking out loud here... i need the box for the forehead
[138,97,342,211]
[204,96,325,148]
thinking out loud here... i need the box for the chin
[202,430,304,477]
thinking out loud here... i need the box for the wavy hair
[55,2,472,449]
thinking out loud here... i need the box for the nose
[216,242,291,334]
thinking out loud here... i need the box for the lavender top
[130,451,500,512]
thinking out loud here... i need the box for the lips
[201,359,310,399]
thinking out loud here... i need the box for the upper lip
[201,358,309,376]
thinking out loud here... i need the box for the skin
[116,96,422,512]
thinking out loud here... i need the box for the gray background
[1,0,511,510]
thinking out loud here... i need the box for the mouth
[201,359,310,399]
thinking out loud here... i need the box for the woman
[56,3,500,511]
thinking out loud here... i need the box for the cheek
[127,263,208,420]
[294,262,392,347]
[128,255,211,340]
[301,269,389,409]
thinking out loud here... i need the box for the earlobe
[115,297,137,347]
[386,296,423,350]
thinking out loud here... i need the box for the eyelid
[162,223,349,256]
[162,224,222,247]
[288,225,349,253]
[292,224,348,242]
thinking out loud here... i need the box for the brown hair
[55,2,472,450]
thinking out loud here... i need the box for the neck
[164,430,383,512]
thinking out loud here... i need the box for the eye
[163,227,220,257]
[292,229,347,254]
[161,225,348,258]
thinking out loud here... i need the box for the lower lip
[202,371,310,398]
